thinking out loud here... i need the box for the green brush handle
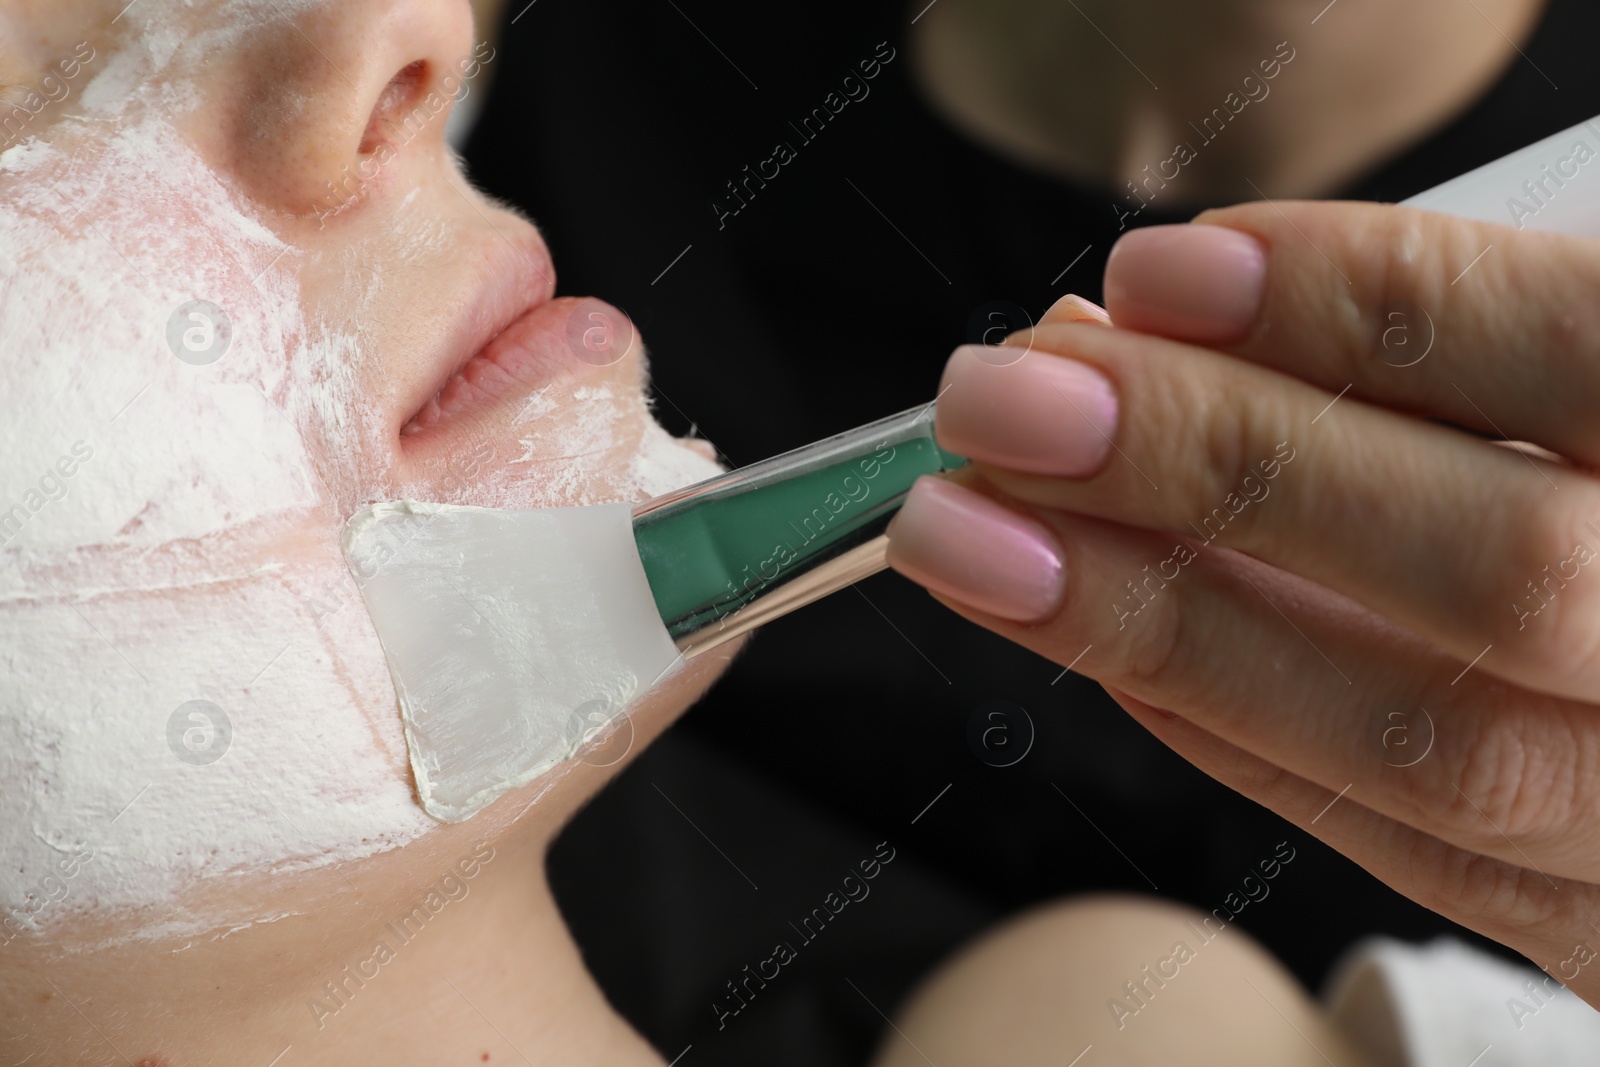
[632,403,965,656]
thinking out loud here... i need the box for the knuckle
[1278,205,1465,378]
[1437,720,1529,842]
[1423,695,1582,852]
[1228,748,1297,800]
[1526,584,1600,686]
[1364,213,1438,366]
[1106,565,1188,690]
[1189,393,1271,544]
[1100,548,1245,718]
[1259,203,1423,365]
[1410,840,1567,931]
[1384,208,1486,312]
[1213,203,1496,376]
[1402,835,1494,916]
[1493,494,1600,684]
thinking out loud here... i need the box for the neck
[6,838,662,1066]
[279,863,661,1066]
[912,0,1549,203]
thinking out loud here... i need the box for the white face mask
[0,3,720,944]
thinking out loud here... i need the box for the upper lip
[397,227,558,437]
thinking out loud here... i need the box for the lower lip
[403,296,639,438]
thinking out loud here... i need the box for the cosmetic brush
[347,112,1600,823]
[345,403,961,821]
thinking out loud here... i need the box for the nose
[204,0,477,218]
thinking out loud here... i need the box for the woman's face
[0,0,725,946]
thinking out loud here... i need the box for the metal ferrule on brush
[631,404,966,660]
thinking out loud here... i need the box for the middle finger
[939,323,1600,701]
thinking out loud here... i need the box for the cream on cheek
[0,111,430,942]
[0,2,725,943]
[460,379,724,510]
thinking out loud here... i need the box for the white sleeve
[1323,936,1600,1067]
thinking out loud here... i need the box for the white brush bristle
[342,501,682,822]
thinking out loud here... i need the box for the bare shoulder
[869,894,1374,1067]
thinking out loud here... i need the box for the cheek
[0,551,430,938]
[0,112,433,937]
[626,411,727,500]
[0,115,332,551]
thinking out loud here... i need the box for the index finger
[1103,203,1600,465]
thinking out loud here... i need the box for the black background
[463,1,1600,1062]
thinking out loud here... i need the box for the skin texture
[0,1,737,1063]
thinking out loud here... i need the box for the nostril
[358,60,429,155]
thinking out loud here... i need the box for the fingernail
[1042,293,1112,326]
[937,343,1117,477]
[1104,224,1267,343]
[886,477,1066,623]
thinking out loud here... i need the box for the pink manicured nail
[1042,293,1112,325]
[1104,224,1267,343]
[937,344,1117,477]
[886,477,1066,623]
